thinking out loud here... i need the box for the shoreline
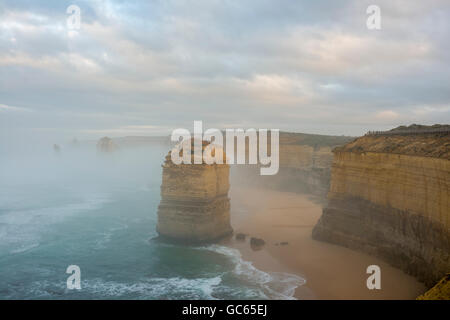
[226,186,426,300]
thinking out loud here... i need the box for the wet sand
[226,187,426,300]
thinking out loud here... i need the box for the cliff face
[272,144,333,196]
[232,132,352,198]
[157,141,232,243]
[313,130,450,286]
[328,152,449,223]
[279,144,333,169]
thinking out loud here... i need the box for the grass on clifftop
[417,274,450,300]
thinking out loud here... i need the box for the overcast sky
[1,0,449,145]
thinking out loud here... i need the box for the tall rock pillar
[157,140,233,243]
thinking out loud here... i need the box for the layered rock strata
[231,132,353,198]
[313,127,450,286]
[157,140,232,243]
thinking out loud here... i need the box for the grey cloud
[0,0,449,143]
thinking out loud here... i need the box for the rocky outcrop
[97,137,118,153]
[157,140,232,243]
[313,127,450,287]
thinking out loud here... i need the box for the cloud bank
[1,0,449,144]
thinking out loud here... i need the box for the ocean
[0,144,304,299]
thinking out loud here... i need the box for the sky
[1,0,449,145]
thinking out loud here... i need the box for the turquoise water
[0,145,304,299]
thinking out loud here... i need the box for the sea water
[0,144,304,299]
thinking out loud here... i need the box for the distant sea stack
[157,139,233,243]
[70,138,79,147]
[97,137,117,153]
[313,125,450,287]
[53,144,61,154]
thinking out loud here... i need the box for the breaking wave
[0,192,111,254]
[200,245,306,300]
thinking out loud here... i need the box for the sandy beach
[224,186,426,300]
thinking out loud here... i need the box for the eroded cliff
[232,132,353,198]
[313,127,450,286]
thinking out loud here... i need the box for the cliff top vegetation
[335,125,450,159]
[279,132,354,149]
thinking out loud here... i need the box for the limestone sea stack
[97,137,117,153]
[313,125,450,287]
[157,139,233,243]
[53,144,61,154]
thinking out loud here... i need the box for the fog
[0,140,168,200]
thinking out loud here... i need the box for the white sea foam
[10,242,40,254]
[21,276,223,300]
[93,223,129,250]
[0,192,111,254]
[8,244,302,300]
[200,245,306,300]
